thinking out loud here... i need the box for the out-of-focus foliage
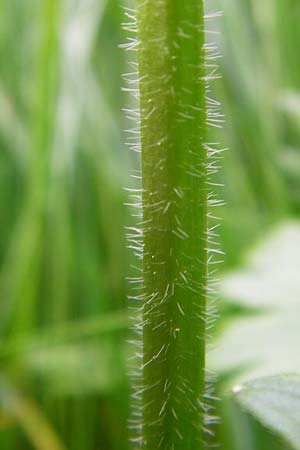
[210,222,300,383]
[234,374,300,450]
[0,0,130,448]
[0,0,299,448]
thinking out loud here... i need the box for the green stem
[135,1,208,449]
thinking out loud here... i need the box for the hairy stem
[136,1,207,449]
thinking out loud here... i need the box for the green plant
[126,2,221,449]
[2,0,300,449]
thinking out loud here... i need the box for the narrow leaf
[0,377,66,450]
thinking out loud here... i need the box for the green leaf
[22,341,122,396]
[1,312,129,396]
[0,310,129,360]
[209,221,300,385]
[233,374,300,450]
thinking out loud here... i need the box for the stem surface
[136,1,207,449]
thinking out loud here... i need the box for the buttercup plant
[124,1,223,449]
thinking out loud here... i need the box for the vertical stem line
[136,1,207,449]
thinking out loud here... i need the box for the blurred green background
[0,0,299,449]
